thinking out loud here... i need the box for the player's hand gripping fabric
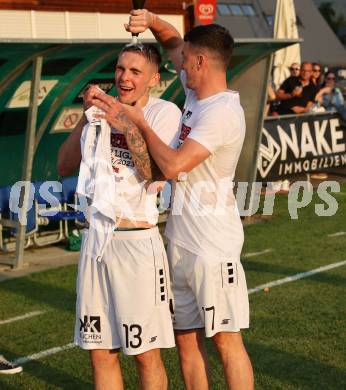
[91,90,144,134]
[124,9,156,35]
[83,84,104,110]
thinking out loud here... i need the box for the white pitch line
[14,343,75,365]
[248,260,346,294]
[13,259,346,365]
[243,249,273,258]
[0,310,45,325]
[327,231,346,238]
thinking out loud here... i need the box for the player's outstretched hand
[124,9,156,34]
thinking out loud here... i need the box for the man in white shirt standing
[92,10,253,390]
[57,43,181,390]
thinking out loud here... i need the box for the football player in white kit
[112,10,254,390]
[57,44,181,390]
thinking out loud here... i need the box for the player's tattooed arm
[91,91,164,182]
[113,110,164,182]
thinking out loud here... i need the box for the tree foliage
[319,1,346,44]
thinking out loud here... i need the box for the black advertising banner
[257,113,346,181]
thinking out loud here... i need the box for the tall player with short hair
[108,10,255,390]
[58,43,181,390]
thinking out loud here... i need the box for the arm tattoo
[116,110,163,182]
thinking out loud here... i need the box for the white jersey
[81,96,181,225]
[165,71,246,257]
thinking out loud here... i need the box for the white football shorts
[74,227,175,355]
[167,241,249,338]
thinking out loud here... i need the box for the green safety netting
[0,39,296,186]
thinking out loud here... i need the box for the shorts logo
[221,319,231,325]
[80,315,102,344]
[80,315,101,333]
[149,336,157,343]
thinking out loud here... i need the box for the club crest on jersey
[179,124,192,142]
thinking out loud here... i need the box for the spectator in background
[267,63,300,115]
[289,62,300,78]
[274,62,318,115]
[311,63,323,90]
[315,71,346,120]
[274,63,301,102]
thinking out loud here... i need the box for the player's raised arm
[57,85,109,176]
[119,103,211,180]
[57,85,103,176]
[125,9,184,74]
[57,116,85,176]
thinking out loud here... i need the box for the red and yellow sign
[195,0,216,25]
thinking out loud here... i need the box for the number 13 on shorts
[122,323,143,349]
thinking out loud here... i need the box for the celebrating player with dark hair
[113,9,254,390]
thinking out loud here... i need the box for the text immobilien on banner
[257,113,346,181]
